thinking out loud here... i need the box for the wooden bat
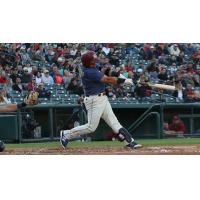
[149,83,176,91]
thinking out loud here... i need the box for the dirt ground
[2,144,200,155]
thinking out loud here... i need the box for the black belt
[86,92,106,97]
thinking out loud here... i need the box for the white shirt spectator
[102,47,110,55]
[36,76,42,85]
[169,45,180,56]
[42,71,54,85]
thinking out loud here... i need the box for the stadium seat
[13,98,24,103]
[11,93,22,98]
[38,98,50,104]
[51,97,62,104]
[151,94,161,100]
[62,97,76,104]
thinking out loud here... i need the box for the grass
[5,138,200,149]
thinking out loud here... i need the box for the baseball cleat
[60,130,69,149]
[126,141,142,149]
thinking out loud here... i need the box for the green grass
[5,138,200,149]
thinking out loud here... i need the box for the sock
[124,138,134,145]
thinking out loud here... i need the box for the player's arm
[100,75,133,85]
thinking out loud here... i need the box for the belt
[86,92,106,97]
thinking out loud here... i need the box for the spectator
[134,75,151,98]
[37,83,51,99]
[42,69,54,85]
[63,69,73,89]
[102,44,110,55]
[10,67,20,83]
[168,63,177,76]
[54,70,64,85]
[12,77,25,93]
[105,86,116,99]
[35,71,42,85]
[169,44,181,57]
[67,77,84,95]
[164,115,186,137]
[19,46,31,65]
[158,67,168,82]
[0,71,9,84]
[184,83,200,102]
[21,67,32,84]
[27,76,37,91]
[193,74,200,87]
[171,81,185,101]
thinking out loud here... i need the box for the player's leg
[60,96,106,147]
[101,97,142,148]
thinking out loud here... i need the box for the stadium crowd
[1,43,200,103]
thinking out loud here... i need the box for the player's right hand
[124,78,133,85]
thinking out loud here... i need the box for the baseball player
[60,51,142,149]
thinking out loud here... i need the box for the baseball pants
[65,95,122,140]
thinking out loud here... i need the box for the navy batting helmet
[81,51,98,67]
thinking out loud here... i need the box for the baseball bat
[149,83,176,91]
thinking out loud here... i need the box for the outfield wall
[1,103,200,142]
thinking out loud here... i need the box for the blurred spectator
[134,75,151,98]
[168,62,177,76]
[54,70,64,85]
[35,71,42,85]
[10,67,20,83]
[42,69,54,85]
[37,83,51,99]
[0,71,9,84]
[184,83,200,102]
[21,67,32,83]
[63,69,73,89]
[169,44,181,57]
[192,48,200,63]
[67,77,84,95]
[114,87,125,98]
[12,77,25,93]
[102,44,110,55]
[0,89,11,105]
[158,66,168,81]
[105,86,116,99]
[172,81,186,101]
[193,74,200,87]
[164,115,186,137]
[27,76,37,91]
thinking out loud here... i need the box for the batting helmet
[81,51,98,67]
[0,140,5,152]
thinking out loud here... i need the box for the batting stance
[60,51,142,149]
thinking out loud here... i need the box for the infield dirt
[2,144,200,155]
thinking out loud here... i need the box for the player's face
[90,53,98,68]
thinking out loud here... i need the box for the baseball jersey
[82,67,105,96]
